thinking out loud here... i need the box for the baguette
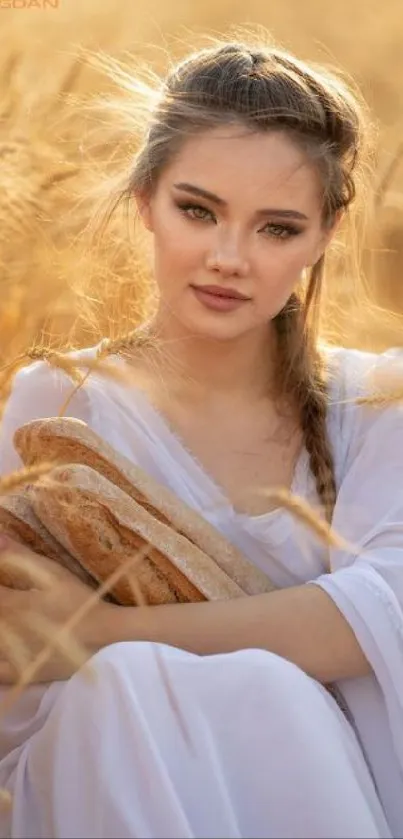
[29,463,246,606]
[15,417,276,595]
[0,489,117,597]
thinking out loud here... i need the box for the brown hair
[96,36,373,521]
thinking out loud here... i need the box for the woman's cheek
[255,252,306,312]
[257,246,305,284]
[162,222,199,264]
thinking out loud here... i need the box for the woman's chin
[178,310,254,341]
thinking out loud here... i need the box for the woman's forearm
[103,584,371,684]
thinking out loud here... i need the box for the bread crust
[15,417,276,596]
[29,463,246,605]
[0,489,100,590]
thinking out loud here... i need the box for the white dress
[0,343,402,838]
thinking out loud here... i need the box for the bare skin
[118,362,303,516]
[154,398,302,517]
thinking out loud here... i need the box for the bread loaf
[0,489,118,599]
[15,417,276,596]
[29,463,245,605]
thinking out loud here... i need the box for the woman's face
[136,126,338,341]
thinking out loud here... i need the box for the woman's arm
[102,583,371,684]
[0,538,371,685]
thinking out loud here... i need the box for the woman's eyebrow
[172,182,309,221]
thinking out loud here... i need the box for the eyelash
[175,201,302,241]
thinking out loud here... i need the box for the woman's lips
[190,286,251,312]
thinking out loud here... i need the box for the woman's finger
[0,661,18,686]
[26,612,92,673]
[0,619,31,677]
[0,549,57,589]
[0,537,73,588]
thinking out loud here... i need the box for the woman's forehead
[162,128,323,213]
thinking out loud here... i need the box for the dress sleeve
[0,359,93,477]
[312,351,403,762]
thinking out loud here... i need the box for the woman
[0,37,402,838]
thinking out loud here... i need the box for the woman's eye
[261,223,300,240]
[177,203,214,222]
[176,203,300,239]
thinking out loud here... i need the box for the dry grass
[0,1,402,366]
[0,0,403,805]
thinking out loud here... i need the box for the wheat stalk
[0,463,55,495]
[0,545,148,702]
[260,488,355,554]
[0,620,32,677]
[0,538,196,753]
[25,612,94,678]
[0,343,140,425]
[355,388,403,406]
[0,550,59,589]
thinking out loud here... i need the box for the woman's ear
[134,191,154,233]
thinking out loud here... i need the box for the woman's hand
[0,536,113,684]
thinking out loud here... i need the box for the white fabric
[0,344,402,837]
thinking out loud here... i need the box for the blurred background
[1,0,403,366]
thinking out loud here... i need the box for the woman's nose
[205,235,250,277]
[206,231,249,276]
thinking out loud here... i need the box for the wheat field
[0,0,403,373]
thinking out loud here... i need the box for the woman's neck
[131,316,277,408]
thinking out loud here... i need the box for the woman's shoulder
[8,342,107,407]
[13,343,101,383]
[0,344,103,466]
[324,344,403,415]
[324,344,403,484]
[0,343,112,475]
[325,343,403,397]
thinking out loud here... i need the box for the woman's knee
[225,647,334,729]
[67,642,330,733]
[229,646,316,697]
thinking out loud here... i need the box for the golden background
[1,0,403,362]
